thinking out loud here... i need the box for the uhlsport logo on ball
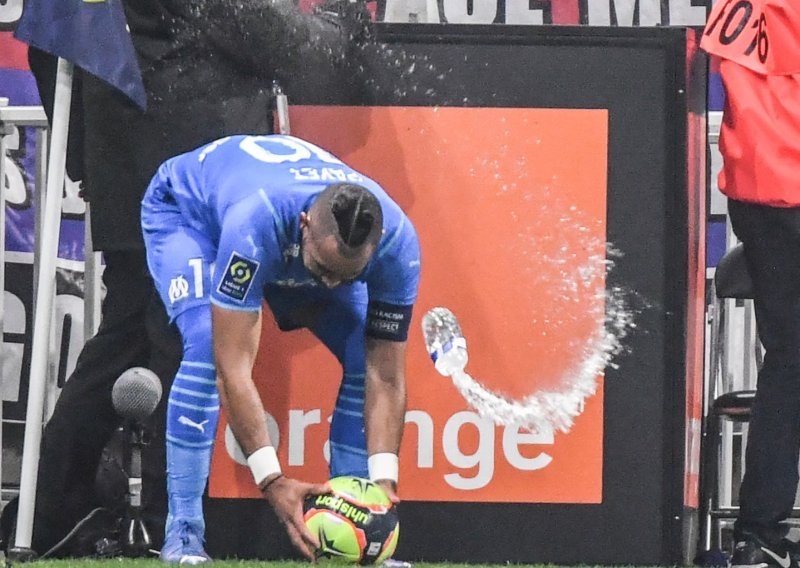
[303,476,399,564]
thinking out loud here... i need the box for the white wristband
[368,453,399,483]
[247,446,281,486]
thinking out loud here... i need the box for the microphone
[112,367,163,557]
[112,367,163,423]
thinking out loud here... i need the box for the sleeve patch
[217,252,260,302]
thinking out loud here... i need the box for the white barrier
[0,99,49,508]
[0,89,102,552]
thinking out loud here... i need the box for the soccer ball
[303,476,400,564]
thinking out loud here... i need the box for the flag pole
[9,57,73,560]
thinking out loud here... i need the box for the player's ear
[299,211,310,228]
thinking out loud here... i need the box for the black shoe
[732,532,798,568]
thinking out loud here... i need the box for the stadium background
[0,0,722,565]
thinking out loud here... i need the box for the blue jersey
[146,135,420,313]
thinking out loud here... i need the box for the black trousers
[729,199,800,541]
[31,250,182,554]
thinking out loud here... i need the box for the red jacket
[702,0,800,207]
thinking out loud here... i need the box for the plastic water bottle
[422,307,468,376]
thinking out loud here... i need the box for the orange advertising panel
[209,106,609,503]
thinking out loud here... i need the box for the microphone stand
[120,419,152,557]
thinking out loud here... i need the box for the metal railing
[0,99,50,505]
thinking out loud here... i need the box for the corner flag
[14,0,147,110]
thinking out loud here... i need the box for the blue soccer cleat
[159,519,211,564]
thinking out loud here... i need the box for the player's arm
[211,216,278,461]
[363,217,421,500]
[362,298,416,502]
[212,205,329,561]
[364,336,408,501]
[213,305,328,561]
[212,305,268,456]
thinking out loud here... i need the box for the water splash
[439,187,642,434]
[357,41,465,104]
[448,256,636,434]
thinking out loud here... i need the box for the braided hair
[317,183,383,255]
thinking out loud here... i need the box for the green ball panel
[305,510,364,563]
[303,476,400,565]
[329,476,392,509]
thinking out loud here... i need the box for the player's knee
[176,306,213,362]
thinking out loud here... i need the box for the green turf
[1,561,678,568]
[6,563,490,568]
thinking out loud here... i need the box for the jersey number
[704,0,768,64]
[239,136,341,165]
[188,258,205,299]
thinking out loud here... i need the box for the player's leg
[141,288,183,551]
[262,283,368,477]
[143,209,216,564]
[162,305,217,564]
[309,285,370,479]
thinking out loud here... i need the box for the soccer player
[141,134,421,563]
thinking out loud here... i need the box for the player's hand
[375,479,400,504]
[262,474,331,561]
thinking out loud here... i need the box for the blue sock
[167,307,218,527]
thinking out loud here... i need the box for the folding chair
[700,243,757,553]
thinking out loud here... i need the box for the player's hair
[330,184,382,247]
[316,183,383,254]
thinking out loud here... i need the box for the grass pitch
[1,562,641,568]
[7,564,503,568]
